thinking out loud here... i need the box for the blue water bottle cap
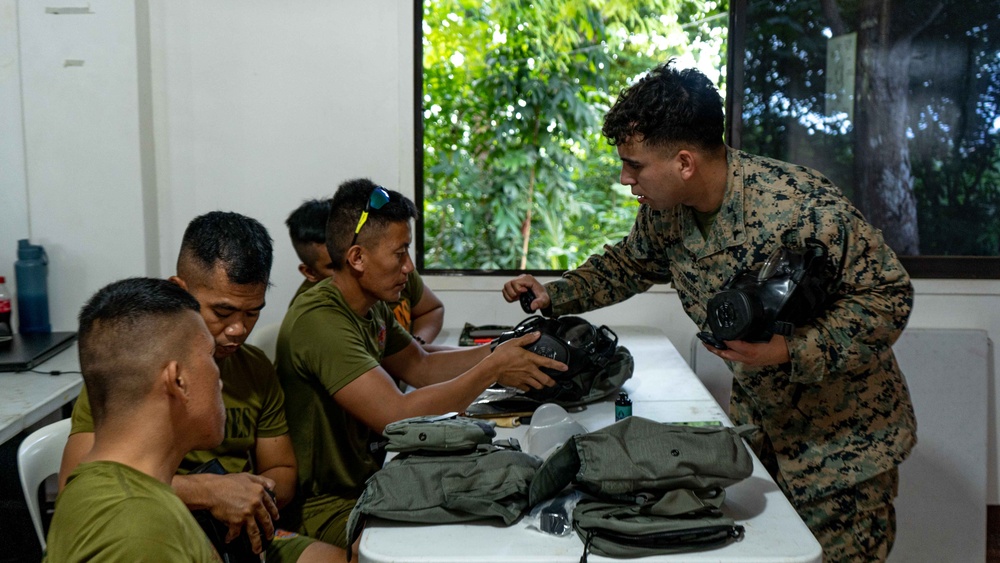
[18,239,46,262]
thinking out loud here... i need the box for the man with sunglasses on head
[285,197,447,348]
[60,212,347,563]
[275,178,563,549]
[502,61,916,563]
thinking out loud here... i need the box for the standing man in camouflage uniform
[502,61,916,563]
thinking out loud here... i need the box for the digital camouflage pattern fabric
[546,147,916,509]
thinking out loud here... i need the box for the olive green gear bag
[346,416,542,561]
[573,490,745,561]
[528,416,756,561]
[377,413,497,454]
[530,416,756,504]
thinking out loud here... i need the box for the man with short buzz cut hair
[276,179,564,549]
[46,277,223,562]
[285,196,447,346]
[286,198,333,287]
[61,211,347,562]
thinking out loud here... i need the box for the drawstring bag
[529,416,756,561]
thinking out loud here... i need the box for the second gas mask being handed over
[698,239,837,350]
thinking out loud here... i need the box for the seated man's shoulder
[63,461,175,504]
[220,344,276,383]
[219,344,283,405]
[232,342,272,368]
[290,288,390,342]
[53,463,217,560]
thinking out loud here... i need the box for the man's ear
[345,245,365,272]
[168,276,188,291]
[162,360,187,403]
[676,149,697,180]
[298,263,323,283]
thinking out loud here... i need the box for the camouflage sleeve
[545,207,672,316]
[785,203,913,383]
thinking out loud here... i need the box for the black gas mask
[493,315,618,379]
[697,239,836,350]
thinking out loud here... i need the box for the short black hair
[78,277,201,425]
[286,198,331,267]
[178,211,273,286]
[602,60,725,151]
[326,178,417,268]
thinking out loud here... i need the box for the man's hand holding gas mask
[703,333,791,367]
[502,274,550,313]
[488,331,565,391]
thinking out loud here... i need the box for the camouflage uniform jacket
[546,147,917,505]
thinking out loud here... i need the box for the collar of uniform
[681,146,747,259]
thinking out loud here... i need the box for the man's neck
[84,416,188,485]
[329,273,376,318]
[689,148,730,213]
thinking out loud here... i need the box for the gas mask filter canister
[698,239,836,350]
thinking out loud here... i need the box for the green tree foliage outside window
[420,0,729,271]
[738,0,1000,258]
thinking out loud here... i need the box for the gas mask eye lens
[758,247,791,282]
[561,323,592,348]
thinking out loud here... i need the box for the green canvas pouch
[346,445,542,560]
[527,417,755,560]
[380,413,497,453]
[530,416,756,504]
[572,488,745,561]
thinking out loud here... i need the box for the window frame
[415,0,999,279]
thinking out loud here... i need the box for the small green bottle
[614,392,632,421]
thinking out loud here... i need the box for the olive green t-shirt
[291,270,425,333]
[70,344,289,474]
[275,280,411,500]
[45,461,219,562]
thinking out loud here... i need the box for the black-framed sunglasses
[350,186,391,247]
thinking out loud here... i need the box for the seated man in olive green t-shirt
[46,278,223,562]
[285,197,445,346]
[275,179,566,548]
[59,212,346,563]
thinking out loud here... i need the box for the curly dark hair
[327,178,417,268]
[602,60,724,150]
[178,211,273,286]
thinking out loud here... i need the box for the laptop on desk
[0,331,77,372]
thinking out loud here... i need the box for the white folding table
[358,327,823,563]
[0,342,81,445]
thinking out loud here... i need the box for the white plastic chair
[17,418,72,550]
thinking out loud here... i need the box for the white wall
[146,0,414,295]
[3,0,999,503]
[2,0,150,329]
[0,0,30,286]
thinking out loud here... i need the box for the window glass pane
[736,0,1000,267]
[419,0,729,271]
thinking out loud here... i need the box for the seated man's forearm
[258,465,297,509]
